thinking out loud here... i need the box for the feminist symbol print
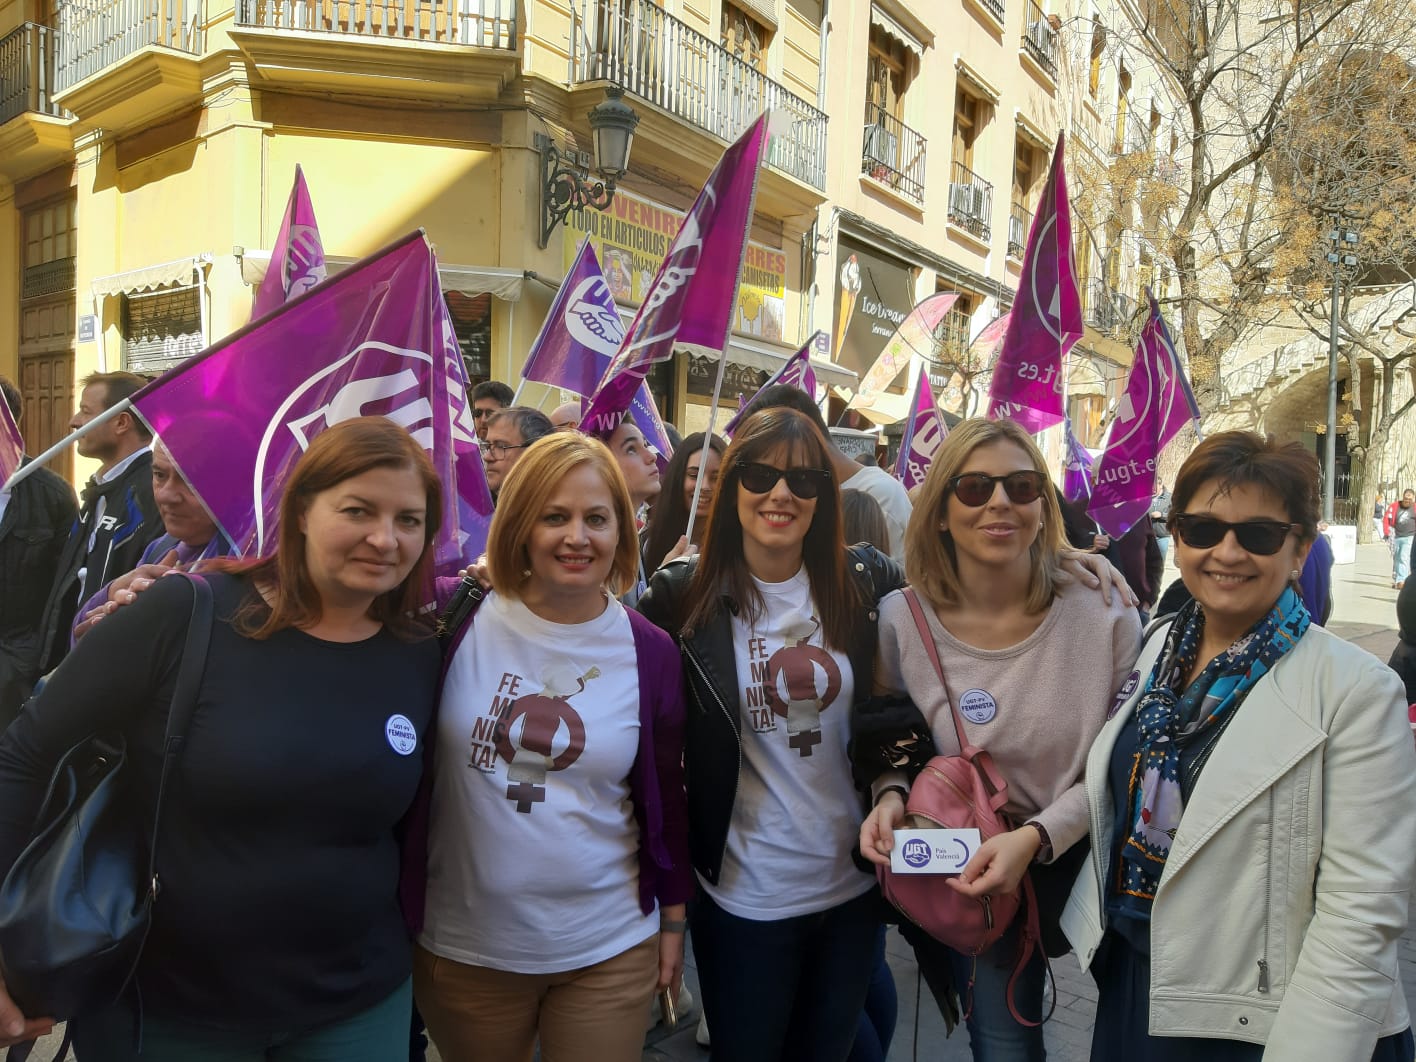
[764,617,842,757]
[493,663,599,812]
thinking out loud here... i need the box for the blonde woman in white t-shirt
[412,433,692,1062]
[859,417,1141,1062]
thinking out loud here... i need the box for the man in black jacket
[34,371,164,677]
[0,376,78,725]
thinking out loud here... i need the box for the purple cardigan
[398,595,694,934]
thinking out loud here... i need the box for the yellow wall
[0,186,16,381]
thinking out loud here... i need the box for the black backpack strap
[436,576,486,647]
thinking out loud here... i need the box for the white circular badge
[958,689,997,725]
[385,714,418,756]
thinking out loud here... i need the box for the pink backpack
[876,589,1047,1024]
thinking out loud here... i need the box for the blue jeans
[905,918,1046,1062]
[1395,536,1412,583]
[1157,536,1170,569]
[691,886,881,1062]
[70,979,412,1061]
[847,925,897,1062]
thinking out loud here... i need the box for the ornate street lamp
[537,87,640,248]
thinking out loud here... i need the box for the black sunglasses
[737,462,832,500]
[1173,514,1297,555]
[947,470,1048,507]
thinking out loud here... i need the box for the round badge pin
[385,714,418,756]
[958,689,997,724]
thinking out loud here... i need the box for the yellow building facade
[0,0,841,481]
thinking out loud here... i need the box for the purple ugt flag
[131,231,492,589]
[519,239,673,463]
[252,165,327,320]
[895,367,948,492]
[1062,419,1094,503]
[1087,292,1200,537]
[0,390,23,486]
[988,135,1083,433]
[581,113,770,435]
[722,332,822,438]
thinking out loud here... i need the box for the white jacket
[1062,622,1416,1059]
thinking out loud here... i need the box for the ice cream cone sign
[835,255,862,358]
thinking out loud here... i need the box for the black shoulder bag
[0,573,214,1039]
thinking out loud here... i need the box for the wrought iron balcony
[1085,277,1137,334]
[235,0,515,47]
[0,23,63,125]
[860,103,925,203]
[948,160,992,241]
[1021,0,1057,78]
[572,0,828,190]
[55,0,205,91]
[1008,201,1033,259]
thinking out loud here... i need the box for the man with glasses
[481,407,553,498]
[470,380,514,441]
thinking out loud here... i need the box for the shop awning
[238,251,528,302]
[725,335,858,388]
[91,257,203,298]
[871,3,926,59]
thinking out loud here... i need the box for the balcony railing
[860,103,925,203]
[1084,277,1137,334]
[0,23,63,125]
[55,0,205,91]
[235,0,515,48]
[935,307,971,362]
[1021,0,1057,77]
[976,0,1004,21]
[948,160,992,241]
[572,0,828,190]
[1008,201,1032,259]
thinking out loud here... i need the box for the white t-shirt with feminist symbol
[421,592,654,973]
[702,567,870,920]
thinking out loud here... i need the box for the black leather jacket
[637,544,905,885]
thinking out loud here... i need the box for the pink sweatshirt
[876,580,1141,860]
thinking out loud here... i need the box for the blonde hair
[486,432,640,598]
[904,417,1065,614]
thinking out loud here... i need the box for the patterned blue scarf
[1117,586,1310,917]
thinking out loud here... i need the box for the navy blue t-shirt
[0,572,440,1033]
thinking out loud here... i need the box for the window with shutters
[121,288,203,377]
[445,291,491,384]
[866,25,910,122]
[721,1,771,73]
[1088,19,1105,99]
[22,199,76,300]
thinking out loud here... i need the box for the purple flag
[722,333,822,437]
[252,165,327,320]
[581,113,770,435]
[519,239,672,463]
[1062,420,1094,503]
[1087,292,1201,537]
[132,232,492,587]
[0,391,23,485]
[894,367,948,492]
[988,136,1083,433]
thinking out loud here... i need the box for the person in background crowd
[1375,493,1387,542]
[1389,578,1416,705]
[600,417,662,607]
[0,417,446,1059]
[72,437,235,640]
[841,489,889,554]
[482,407,553,498]
[1384,489,1416,589]
[35,371,164,677]
[410,432,690,1062]
[1151,485,1173,567]
[638,408,906,1062]
[1298,520,1335,625]
[0,376,78,726]
[854,451,878,467]
[1112,520,1162,623]
[471,381,514,441]
[860,417,1141,1062]
[742,385,911,563]
[1057,488,1115,557]
[641,432,725,574]
[661,422,683,453]
[1067,430,1416,1062]
[549,402,582,432]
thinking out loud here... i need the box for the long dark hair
[684,408,861,651]
[642,431,725,574]
[208,417,443,640]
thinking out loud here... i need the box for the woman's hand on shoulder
[0,977,54,1048]
[1059,548,1137,608]
[946,825,1043,899]
[860,790,906,867]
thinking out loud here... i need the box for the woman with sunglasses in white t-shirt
[638,407,905,1062]
[859,417,1142,1062]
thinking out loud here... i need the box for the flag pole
[2,399,132,491]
